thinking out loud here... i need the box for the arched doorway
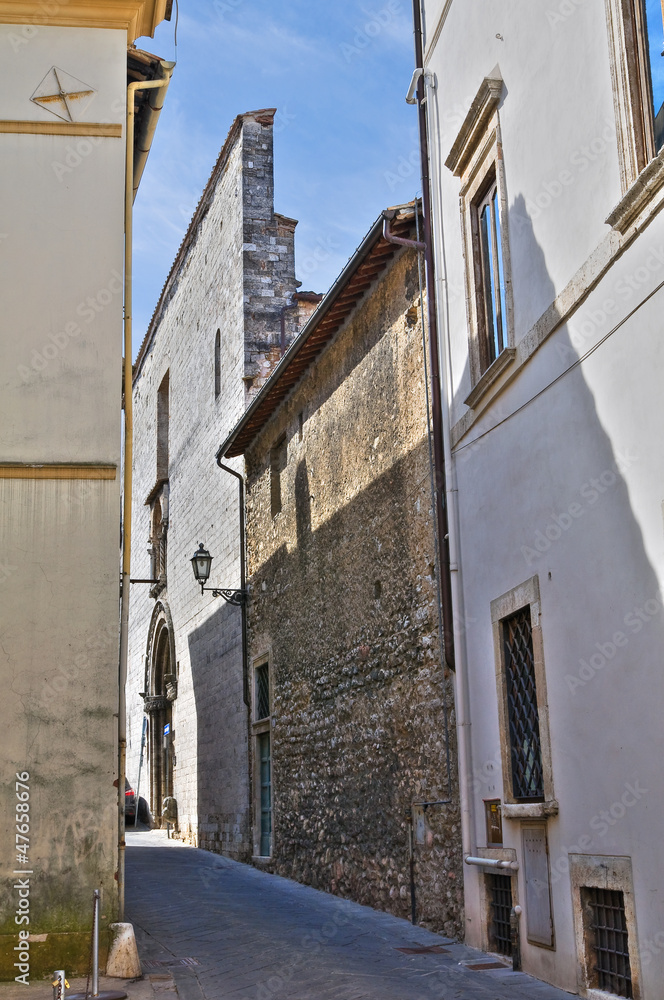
[143,602,177,826]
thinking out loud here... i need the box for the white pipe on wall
[419,32,478,886]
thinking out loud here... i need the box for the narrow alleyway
[126,831,573,1000]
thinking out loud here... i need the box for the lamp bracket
[201,586,246,606]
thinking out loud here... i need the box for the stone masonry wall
[244,247,463,938]
[127,110,300,860]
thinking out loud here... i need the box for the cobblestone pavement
[125,830,574,1000]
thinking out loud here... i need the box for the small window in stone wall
[255,662,270,721]
[156,371,169,480]
[487,873,513,957]
[581,887,633,997]
[214,329,221,398]
[270,434,287,517]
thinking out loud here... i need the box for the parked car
[125,778,136,821]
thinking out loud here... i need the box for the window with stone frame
[445,77,516,407]
[156,371,169,480]
[569,854,642,999]
[472,169,508,376]
[491,576,556,815]
[606,0,664,191]
[146,371,170,598]
[581,887,633,997]
[503,607,544,802]
[214,329,221,399]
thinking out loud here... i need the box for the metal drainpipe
[382,211,425,252]
[412,0,477,883]
[406,808,417,924]
[280,299,299,356]
[409,1,455,676]
[118,75,173,921]
[216,460,250,706]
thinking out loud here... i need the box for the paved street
[126,830,574,1000]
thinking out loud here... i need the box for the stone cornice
[0,0,169,42]
[445,76,503,177]
[0,120,121,137]
[605,145,664,233]
[463,348,516,409]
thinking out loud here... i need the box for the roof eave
[216,205,418,461]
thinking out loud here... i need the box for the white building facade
[0,0,171,979]
[420,1,664,996]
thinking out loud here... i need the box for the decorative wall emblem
[30,67,95,123]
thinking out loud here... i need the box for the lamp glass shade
[191,544,212,585]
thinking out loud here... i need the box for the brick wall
[127,110,301,859]
[243,248,463,937]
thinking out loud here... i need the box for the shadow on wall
[247,437,462,939]
[187,598,251,860]
[448,190,664,800]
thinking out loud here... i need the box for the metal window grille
[582,887,633,997]
[503,608,544,800]
[488,873,513,957]
[255,663,270,720]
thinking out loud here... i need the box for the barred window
[581,887,633,997]
[255,662,270,721]
[487,873,513,957]
[503,608,544,800]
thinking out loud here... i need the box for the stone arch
[143,601,176,823]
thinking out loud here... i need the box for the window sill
[252,854,272,865]
[463,348,516,409]
[606,145,664,234]
[502,799,559,820]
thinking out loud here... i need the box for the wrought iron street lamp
[190,542,246,605]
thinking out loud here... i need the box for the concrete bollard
[105,923,141,979]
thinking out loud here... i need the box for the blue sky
[132,0,420,357]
